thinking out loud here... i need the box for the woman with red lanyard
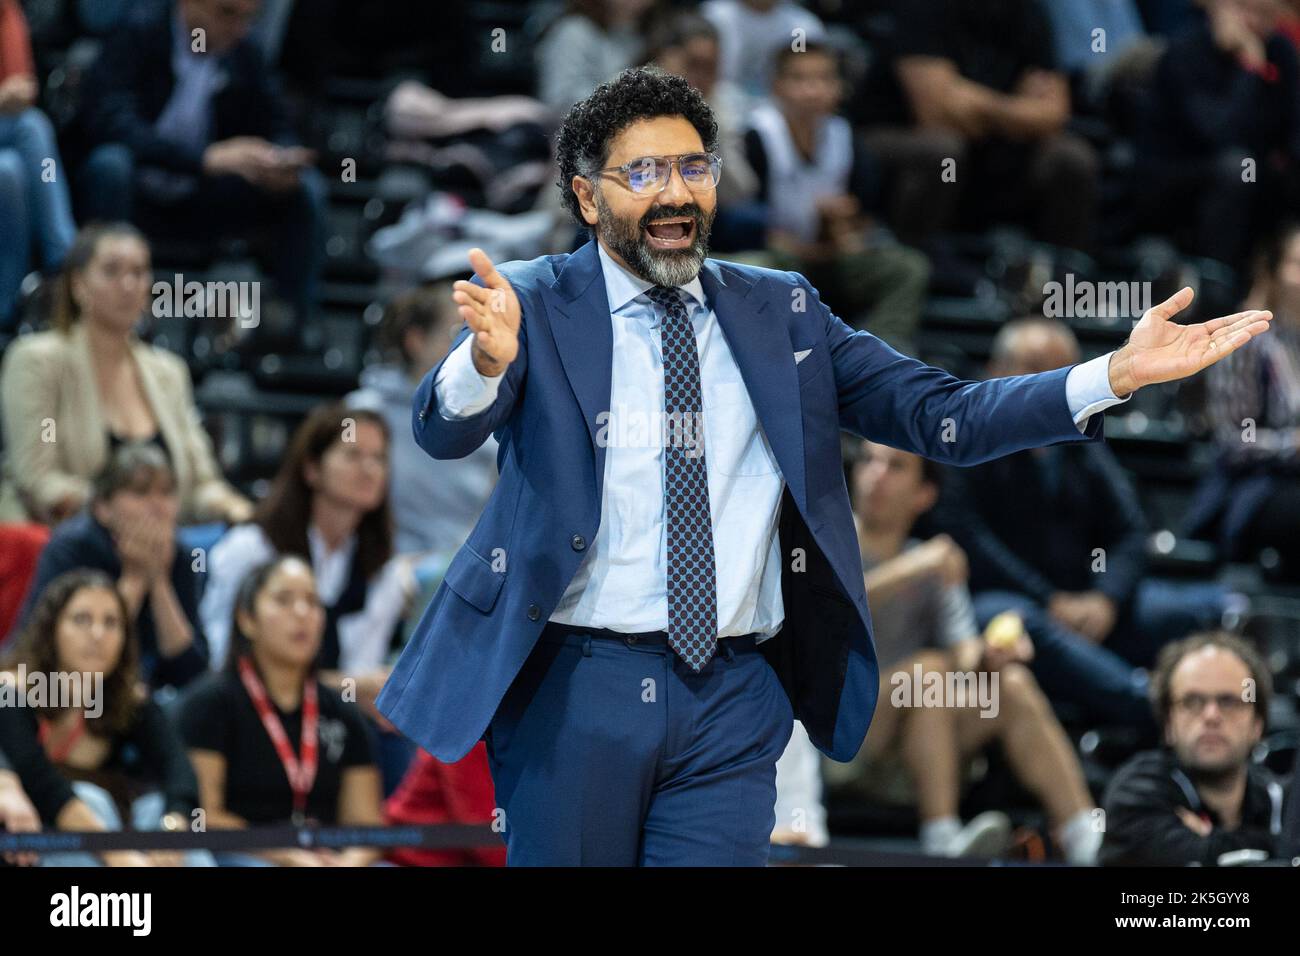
[181,554,385,866]
[0,569,203,866]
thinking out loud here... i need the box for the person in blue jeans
[932,317,1236,731]
[0,0,77,327]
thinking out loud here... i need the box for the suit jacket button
[571,534,586,551]
[527,604,541,621]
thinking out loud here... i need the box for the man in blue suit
[376,67,1272,865]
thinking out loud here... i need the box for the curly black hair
[553,66,719,228]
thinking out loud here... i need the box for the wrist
[470,341,506,378]
[118,568,154,600]
[1107,346,1139,399]
[119,567,147,587]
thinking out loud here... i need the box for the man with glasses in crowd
[1101,632,1291,866]
[377,65,1274,866]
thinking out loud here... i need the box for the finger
[459,304,488,334]
[467,247,505,289]
[1206,317,1273,361]
[1147,286,1195,323]
[1206,321,1271,359]
[1201,309,1267,335]
[459,278,513,320]
[1207,311,1270,342]
[452,280,494,307]
[460,299,498,330]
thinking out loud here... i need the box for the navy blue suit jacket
[376,239,1105,763]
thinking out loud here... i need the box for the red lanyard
[238,656,319,825]
[38,712,86,764]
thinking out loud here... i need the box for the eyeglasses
[1172,693,1254,717]
[588,152,722,195]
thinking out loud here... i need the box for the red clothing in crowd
[0,0,35,82]
[0,524,49,647]
[383,742,507,866]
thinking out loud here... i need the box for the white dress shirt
[433,243,1131,638]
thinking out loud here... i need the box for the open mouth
[643,217,696,250]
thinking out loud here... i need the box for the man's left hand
[1107,287,1272,398]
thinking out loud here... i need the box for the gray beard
[594,191,712,287]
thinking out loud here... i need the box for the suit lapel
[542,240,614,502]
[700,259,807,510]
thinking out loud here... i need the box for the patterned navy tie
[646,285,718,672]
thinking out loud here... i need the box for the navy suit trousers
[485,622,795,865]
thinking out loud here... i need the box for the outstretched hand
[1107,287,1273,397]
[452,247,521,377]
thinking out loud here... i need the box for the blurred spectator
[824,440,1104,862]
[645,11,765,252]
[772,719,829,847]
[1285,732,1300,855]
[0,744,41,864]
[861,0,1098,252]
[17,443,208,691]
[701,0,826,108]
[1101,632,1290,864]
[1137,0,1208,34]
[346,283,497,561]
[0,569,205,867]
[535,0,659,114]
[933,318,1232,728]
[0,223,253,526]
[383,746,506,867]
[747,42,929,351]
[181,555,384,865]
[74,0,325,339]
[0,0,76,329]
[1045,0,1149,79]
[1129,0,1300,274]
[1187,232,1300,581]
[199,404,410,719]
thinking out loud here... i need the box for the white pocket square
[794,348,813,365]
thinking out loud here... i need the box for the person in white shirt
[199,403,413,727]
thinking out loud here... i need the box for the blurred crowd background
[0,0,1298,866]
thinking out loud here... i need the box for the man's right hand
[453,248,521,377]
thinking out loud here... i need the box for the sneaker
[941,811,1013,858]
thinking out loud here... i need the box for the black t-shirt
[859,0,1057,125]
[0,694,199,827]
[178,668,374,826]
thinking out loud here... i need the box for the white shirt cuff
[434,336,505,420]
[1066,351,1131,432]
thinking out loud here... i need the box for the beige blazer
[0,325,243,523]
